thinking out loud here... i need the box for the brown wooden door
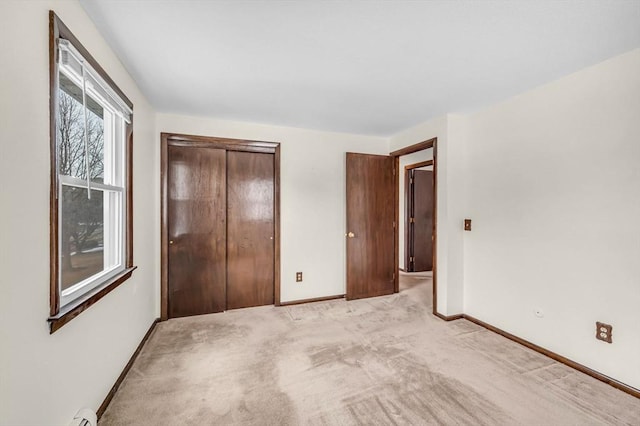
[411,170,433,272]
[226,151,275,309]
[167,146,227,318]
[346,153,395,300]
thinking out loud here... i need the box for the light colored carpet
[101,273,640,425]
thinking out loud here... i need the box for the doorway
[160,133,281,320]
[404,161,434,272]
[345,138,438,315]
[391,138,438,314]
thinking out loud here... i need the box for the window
[49,12,135,333]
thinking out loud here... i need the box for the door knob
[346,232,355,238]
[169,240,174,245]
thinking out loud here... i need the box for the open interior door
[346,153,396,300]
[409,169,434,272]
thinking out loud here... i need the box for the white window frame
[56,42,130,309]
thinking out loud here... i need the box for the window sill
[48,266,137,334]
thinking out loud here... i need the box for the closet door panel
[167,146,227,318]
[226,151,275,309]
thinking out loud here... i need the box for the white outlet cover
[534,309,544,318]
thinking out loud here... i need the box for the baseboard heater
[69,408,97,426]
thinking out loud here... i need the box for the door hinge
[410,217,415,223]
[410,256,414,263]
[393,221,396,228]
[410,178,414,184]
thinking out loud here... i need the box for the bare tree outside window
[58,82,106,290]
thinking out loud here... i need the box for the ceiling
[80,0,640,137]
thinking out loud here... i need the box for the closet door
[167,145,227,318]
[226,151,275,309]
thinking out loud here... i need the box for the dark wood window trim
[49,267,137,333]
[48,11,135,333]
[160,132,281,321]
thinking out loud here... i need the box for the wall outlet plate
[596,322,612,344]
[296,272,303,282]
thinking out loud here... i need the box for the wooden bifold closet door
[167,145,275,319]
[167,146,227,318]
[226,151,275,310]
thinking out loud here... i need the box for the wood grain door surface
[226,151,275,309]
[167,145,227,318]
[412,170,433,272]
[346,153,396,300]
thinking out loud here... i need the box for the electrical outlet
[596,322,612,344]
[296,272,303,282]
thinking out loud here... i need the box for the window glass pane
[58,73,105,183]
[60,185,105,291]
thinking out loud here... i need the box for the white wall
[2,2,637,420]
[398,149,432,270]
[444,114,468,314]
[156,113,388,303]
[390,115,466,315]
[0,2,159,425]
[464,49,640,389]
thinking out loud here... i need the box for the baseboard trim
[398,268,406,272]
[462,314,640,400]
[434,311,464,321]
[97,317,160,419]
[280,294,345,306]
